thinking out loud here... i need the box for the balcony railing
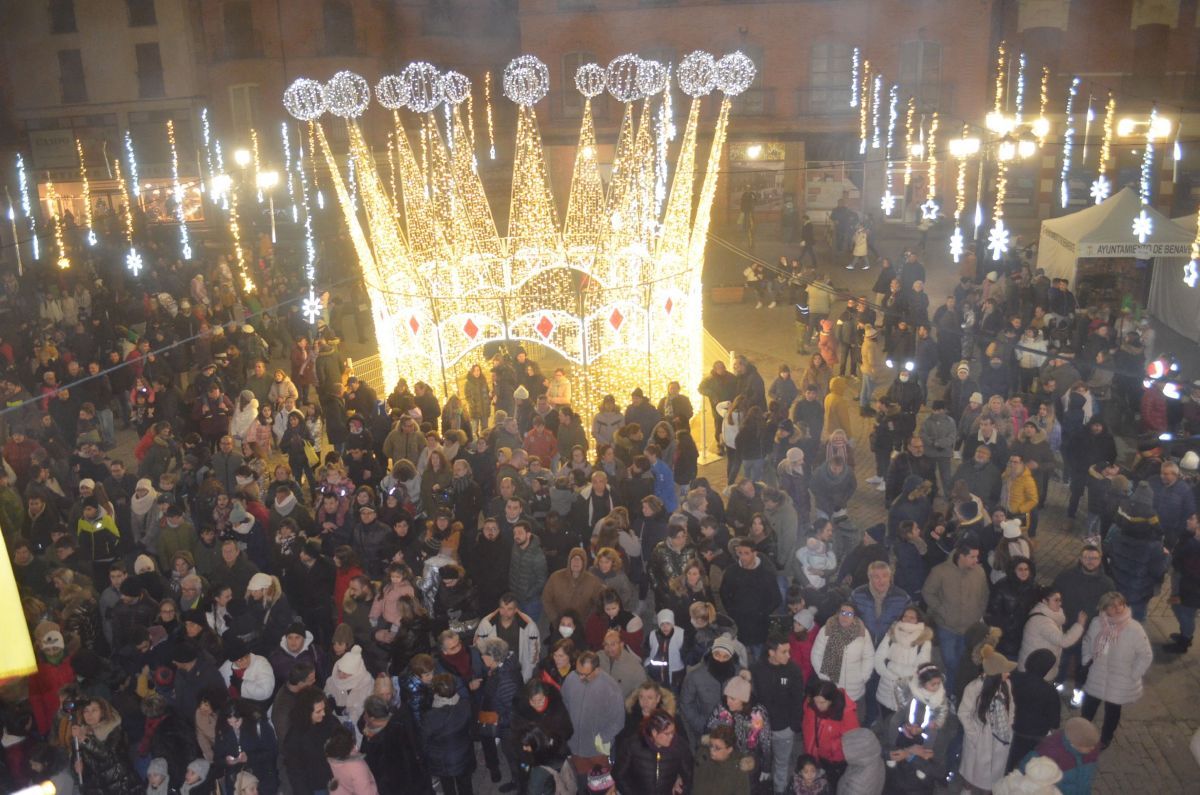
[731,87,775,117]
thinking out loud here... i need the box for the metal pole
[268,193,276,243]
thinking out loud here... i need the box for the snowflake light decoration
[880,190,897,216]
[1132,209,1153,244]
[1090,175,1111,205]
[126,249,143,277]
[988,218,1010,261]
[949,227,964,263]
[1184,259,1199,288]
[920,198,940,221]
[301,291,324,326]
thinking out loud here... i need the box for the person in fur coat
[873,608,934,717]
[810,602,876,702]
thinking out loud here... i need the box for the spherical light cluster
[575,63,607,99]
[503,55,550,106]
[441,71,471,105]
[375,74,411,111]
[678,51,717,98]
[402,62,445,113]
[323,71,371,118]
[716,51,756,96]
[284,78,327,121]
[606,54,644,103]
[637,59,668,97]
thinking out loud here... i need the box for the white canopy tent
[1146,212,1200,342]
[1035,188,1193,281]
[1036,188,1199,341]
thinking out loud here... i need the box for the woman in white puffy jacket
[810,601,876,702]
[1018,586,1087,681]
[873,606,933,714]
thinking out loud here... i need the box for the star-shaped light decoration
[301,291,324,325]
[1132,209,1153,244]
[949,227,964,263]
[1184,259,1199,288]
[987,218,1010,261]
[880,190,897,216]
[920,198,940,221]
[1090,175,1111,205]
[125,248,143,277]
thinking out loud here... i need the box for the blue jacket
[650,459,679,512]
[893,538,928,597]
[1149,475,1197,537]
[850,583,912,645]
[1105,510,1171,606]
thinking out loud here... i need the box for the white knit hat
[335,644,365,677]
[1001,519,1023,539]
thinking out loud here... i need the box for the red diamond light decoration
[462,317,479,340]
[664,296,674,316]
[609,307,624,331]
[535,315,555,339]
[408,315,421,335]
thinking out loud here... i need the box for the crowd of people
[1,208,1198,795]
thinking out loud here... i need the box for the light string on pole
[1185,204,1200,287]
[113,158,141,276]
[307,121,324,209]
[282,121,298,222]
[485,70,497,159]
[881,84,898,215]
[1081,93,1094,163]
[948,125,978,263]
[16,154,38,260]
[166,119,192,260]
[871,73,882,150]
[295,127,320,324]
[75,138,97,246]
[201,108,216,185]
[1093,91,1115,203]
[124,130,141,206]
[1037,65,1050,144]
[1060,77,1079,209]
[1132,105,1157,243]
[1014,52,1026,125]
[44,177,69,269]
[903,97,916,188]
[850,47,860,108]
[251,128,263,203]
[859,59,871,155]
[920,111,940,220]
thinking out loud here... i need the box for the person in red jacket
[1140,381,1169,435]
[789,607,818,685]
[28,621,75,737]
[801,679,860,790]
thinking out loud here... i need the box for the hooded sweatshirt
[839,728,885,795]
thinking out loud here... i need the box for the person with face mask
[541,547,604,627]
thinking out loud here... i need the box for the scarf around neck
[1093,606,1132,656]
[819,616,863,682]
[131,481,159,516]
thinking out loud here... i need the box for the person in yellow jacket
[1002,453,1040,533]
[859,326,885,415]
[76,496,121,582]
[823,376,854,442]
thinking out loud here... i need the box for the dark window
[49,0,77,33]
[127,0,157,27]
[222,1,257,59]
[730,46,769,116]
[58,49,87,103]
[807,42,853,113]
[136,43,165,98]
[900,40,942,112]
[323,1,355,55]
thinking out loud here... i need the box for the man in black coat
[294,541,336,646]
[751,635,807,793]
[170,645,225,726]
[359,695,433,793]
[719,538,781,660]
[885,437,939,503]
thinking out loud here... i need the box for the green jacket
[157,520,200,572]
[692,747,751,795]
[0,484,24,538]
[508,535,548,603]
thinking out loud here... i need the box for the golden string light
[166,119,192,259]
[485,70,496,159]
[994,41,1006,113]
[903,97,916,186]
[75,138,96,246]
[955,127,968,221]
[44,177,69,269]
[926,112,939,200]
[387,129,398,206]
[1093,91,1116,203]
[1037,66,1050,143]
[288,53,736,412]
[250,127,263,202]
[858,59,871,155]
[466,90,476,152]
[307,121,323,207]
[228,172,251,292]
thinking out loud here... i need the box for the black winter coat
[507,686,574,763]
[214,717,279,795]
[361,709,433,793]
[613,730,694,795]
[985,568,1040,658]
[75,724,142,795]
[421,696,475,777]
[481,654,524,729]
[284,712,337,795]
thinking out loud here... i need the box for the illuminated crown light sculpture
[284,51,751,409]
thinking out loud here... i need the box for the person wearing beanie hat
[1023,717,1100,794]
[707,669,770,779]
[959,645,1016,790]
[180,758,213,795]
[146,757,171,795]
[29,621,73,736]
[134,553,157,575]
[1181,450,1200,472]
[269,620,324,687]
[586,763,616,793]
[1106,486,1171,620]
[680,632,744,745]
[325,644,374,725]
